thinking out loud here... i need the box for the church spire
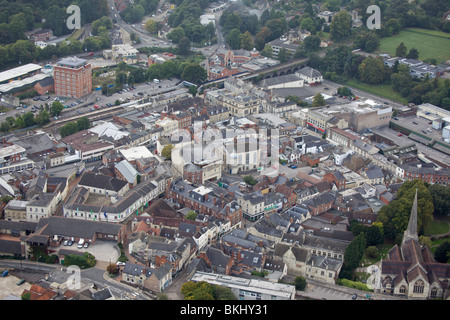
[403,188,419,244]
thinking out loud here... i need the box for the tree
[406,47,419,59]
[167,27,186,44]
[294,276,307,291]
[303,35,321,52]
[107,263,118,275]
[330,10,352,41]
[434,241,450,263]
[186,211,197,221]
[240,31,254,51]
[395,42,407,57]
[76,117,90,131]
[261,44,273,58]
[339,232,366,280]
[377,180,434,242]
[226,28,242,50]
[180,63,206,85]
[428,184,450,216]
[60,122,78,138]
[115,72,128,89]
[144,20,162,34]
[177,37,191,56]
[312,93,326,107]
[337,86,352,96]
[50,101,63,116]
[161,144,174,160]
[364,246,379,259]
[243,175,258,186]
[358,56,386,84]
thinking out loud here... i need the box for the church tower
[402,188,419,244]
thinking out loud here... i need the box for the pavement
[0,274,31,300]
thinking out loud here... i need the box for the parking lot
[0,78,181,123]
[59,240,120,265]
[0,274,31,300]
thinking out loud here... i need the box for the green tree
[50,101,64,116]
[186,211,197,220]
[167,27,186,44]
[177,37,191,56]
[180,63,206,85]
[395,42,407,57]
[428,184,450,216]
[294,276,307,291]
[434,241,450,263]
[330,10,352,41]
[312,93,326,107]
[240,31,254,51]
[76,117,90,131]
[60,122,78,138]
[161,144,174,160]
[243,175,258,186]
[226,28,242,50]
[406,48,419,60]
[115,72,128,89]
[303,35,321,52]
[377,180,434,242]
[358,56,386,84]
[339,232,366,280]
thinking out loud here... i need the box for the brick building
[54,57,92,98]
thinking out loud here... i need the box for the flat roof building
[54,57,92,98]
[190,271,296,300]
[0,63,42,84]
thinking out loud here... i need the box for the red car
[398,133,403,137]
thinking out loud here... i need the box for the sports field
[376,28,450,63]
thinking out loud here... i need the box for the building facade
[54,57,92,98]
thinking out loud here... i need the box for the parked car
[63,240,68,246]
[116,261,125,266]
[84,242,89,248]
[67,240,73,246]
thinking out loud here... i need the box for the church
[377,190,450,299]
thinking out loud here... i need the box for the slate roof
[78,172,128,192]
[123,262,153,277]
[34,216,122,240]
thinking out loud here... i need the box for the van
[153,79,160,83]
[77,238,85,248]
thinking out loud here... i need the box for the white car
[116,261,126,266]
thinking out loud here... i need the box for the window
[413,280,424,294]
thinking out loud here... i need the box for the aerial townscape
[0,0,449,306]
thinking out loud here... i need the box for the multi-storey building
[54,57,92,98]
[0,144,34,175]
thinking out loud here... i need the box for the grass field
[344,78,408,104]
[375,28,450,63]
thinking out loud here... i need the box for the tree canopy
[377,180,434,242]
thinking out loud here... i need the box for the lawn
[344,78,408,104]
[375,28,450,63]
